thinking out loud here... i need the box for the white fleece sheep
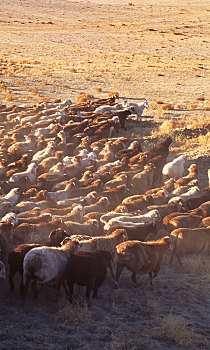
[162,155,186,180]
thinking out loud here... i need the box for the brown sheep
[108,222,157,241]
[115,236,171,286]
[78,229,128,264]
[13,218,66,243]
[101,184,129,210]
[191,201,210,218]
[163,212,188,228]
[147,137,172,160]
[131,164,155,195]
[170,227,210,265]
[62,250,113,302]
[0,231,9,263]
[201,216,210,228]
[65,219,99,237]
[174,164,199,188]
[167,214,203,233]
[116,195,154,213]
[181,188,210,211]
[146,202,181,220]
[83,197,110,214]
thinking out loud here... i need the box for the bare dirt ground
[0,1,209,349]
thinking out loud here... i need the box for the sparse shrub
[57,303,91,326]
[187,103,197,110]
[16,80,25,86]
[149,103,158,110]
[161,103,174,110]
[38,97,51,103]
[196,95,205,101]
[108,331,137,350]
[174,103,182,109]
[203,105,210,111]
[159,120,178,134]
[77,93,94,102]
[153,314,198,347]
[108,91,119,98]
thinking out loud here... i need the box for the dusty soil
[0,1,209,349]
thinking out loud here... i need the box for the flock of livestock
[0,94,209,304]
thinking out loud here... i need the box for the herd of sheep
[0,94,209,304]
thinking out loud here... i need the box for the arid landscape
[0,0,209,349]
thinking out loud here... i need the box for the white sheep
[1,212,18,225]
[123,99,149,122]
[162,155,186,180]
[104,209,161,231]
[168,186,201,204]
[9,163,38,185]
[22,239,80,299]
[93,103,123,114]
[0,188,20,207]
[31,141,55,164]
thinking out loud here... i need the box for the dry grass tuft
[187,103,197,110]
[76,93,94,102]
[2,89,16,102]
[196,95,205,101]
[174,103,183,109]
[108,331,137,350]
[153,314,199,347]
[57,303,92,326]
[203,105,210,111]
[38,97,51,103]
[108,91,119,98]
[159,120,179,134]
[161,103,174,110]
[149,103,158,110]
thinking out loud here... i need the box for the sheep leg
[115,262,124,283]
[62,282,69,296]
[9,268,17,293]
[92,286,98,299]
[85,282,94,301]
[31,280,39,298]
[109,264,115,280]
[175,253,182,265]
[22,275,31,305]
[20,273,24,296]
[149,272,153,286]
[68,283,74,303]
[131,271,137,285]
[170,249,176,265]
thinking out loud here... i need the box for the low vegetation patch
[57,303,92,326]
[152,314,203,347]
